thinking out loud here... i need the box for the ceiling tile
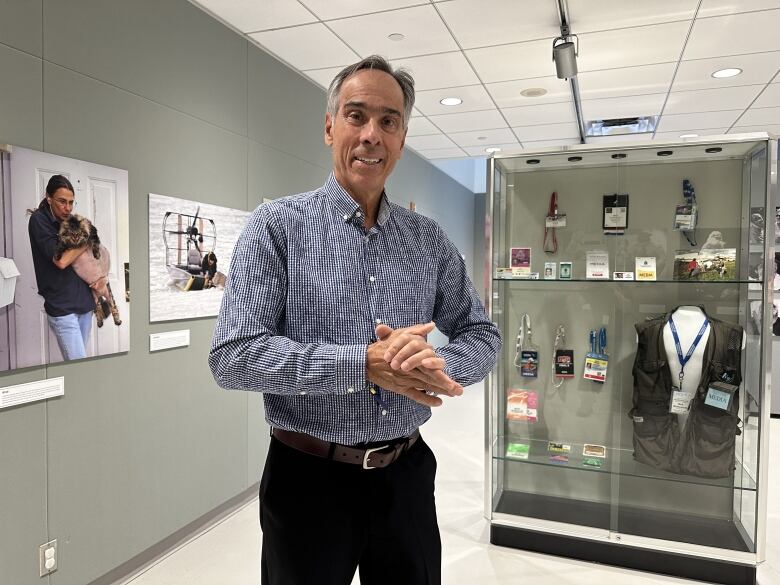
[737,106,780,125]
[729,124,780,134]
[752,83,780,108]
[250,23,359,70]
[463,143,522,156]
[664,85,763,115]
[303,66,344,88]
[435,0,559,49]
[194,0,316,33]
[448,128,518,147]
[406,134,457,150]
[299,0,422,20]
[486,77,571,108]
[503,101,576,126]
[407,117,440,136]
[512,123,580,142]
[427,109,508,133]
[466,39,555,84]
[328,5,458,60]
[581,94,665,120]
[698,0,780,18]
[577,22,689,72]
[673,52,780,91]
[577,63,676,100]
[655,110,743,131]
[653,129,729,140]
[390,52,480,91]
[415,85,496,116]
[411,107,423,117]
[567,0,698,32]
[684,9,780,60]
[417,147,468,159]
[522,138,580,150]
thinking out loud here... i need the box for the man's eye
[347,112,362,121]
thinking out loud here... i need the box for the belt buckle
[362,445,389,469]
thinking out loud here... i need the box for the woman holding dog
[28,175,94,360]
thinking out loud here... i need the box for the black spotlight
[611,153,627,159]
[657,150,673,157]
[567,156,582,162]
[527,159,541,165]
[705,147,723,153]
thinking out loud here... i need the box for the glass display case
[485,134,776,585]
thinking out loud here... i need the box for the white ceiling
[191,0,780,161]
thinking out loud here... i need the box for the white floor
[122,385,780,585]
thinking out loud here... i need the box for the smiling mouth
[354,156,382,165]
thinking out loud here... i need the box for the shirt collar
[323,174,392,228]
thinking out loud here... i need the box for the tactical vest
[630,309,743,479]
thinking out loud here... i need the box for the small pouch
[704,381,738,412]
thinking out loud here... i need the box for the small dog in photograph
[54,214,121,327]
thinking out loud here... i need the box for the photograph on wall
[673,248,736,281]
[0,144,130,371]
[148,193,250,322]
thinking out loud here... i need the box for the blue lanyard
[669,317,709,381]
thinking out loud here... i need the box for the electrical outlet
[38,539,57,577]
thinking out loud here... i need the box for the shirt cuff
[334,344,368,395]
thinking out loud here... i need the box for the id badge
[554,349,574,378]
[520,349,539,378]
[669,386,693,414]
[705,381,738,411]
[583,353,608,383]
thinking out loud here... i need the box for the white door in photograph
[9,147,129,368]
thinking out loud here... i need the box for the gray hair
[326,55,415,129]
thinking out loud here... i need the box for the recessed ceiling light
[712,68,742,79]
[526,159,541,165]
[440,97,462,106]
[705,147,723,153]
[387,33,405,41]
[568,156,582,162]
[477,136,487,141]
[485,147,502,153]
[680,133,699,138]
[520,88,548,98]
[657,150,674,157]
[611,153,627,159]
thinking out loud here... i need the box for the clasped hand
[365,322,463,407]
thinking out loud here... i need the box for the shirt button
[300,391,306,395]
[343,214,349,221]
[347,387,355,393]
[382,410,388,416]
[356,211,363,217]
[369,276,376,282]
[375,318,382,324]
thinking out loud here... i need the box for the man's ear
[324,112,333,146]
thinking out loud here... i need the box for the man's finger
[399,348,439,372]
[397,386,443,407]
[406,368,463,396]
[390,339,432,370]
[375,323,393,340]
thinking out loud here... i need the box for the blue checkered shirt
[209,174,501,444]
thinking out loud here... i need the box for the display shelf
[493,436,757,491]
[493,277,761,284]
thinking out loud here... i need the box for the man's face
[325,69,406,201]
[48,187,75,222]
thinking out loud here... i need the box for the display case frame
[484,134,776,585]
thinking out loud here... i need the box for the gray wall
[0,1,476,584]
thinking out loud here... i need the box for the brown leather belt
[271,428,420,469]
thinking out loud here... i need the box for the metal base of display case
[491,524,756,585]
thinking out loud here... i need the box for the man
[28,174,95,360]
[209,55,501,585]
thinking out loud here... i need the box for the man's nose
[360,119,381,144]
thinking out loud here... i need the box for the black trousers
[259,434,441,585]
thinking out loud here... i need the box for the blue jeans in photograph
[47,312,93,361]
